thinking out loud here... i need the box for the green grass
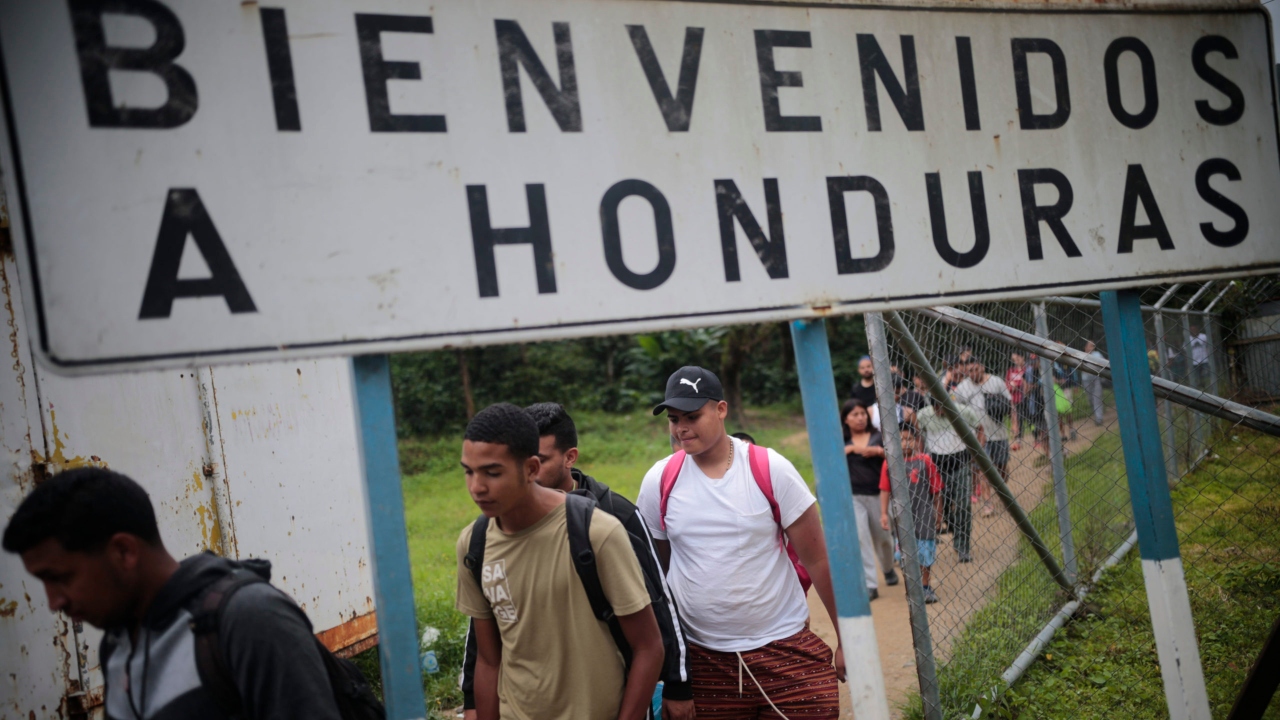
[921,427,1280,720]
[386,404,814,716]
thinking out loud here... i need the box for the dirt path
[804,409,1115,718]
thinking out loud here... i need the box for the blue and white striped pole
[1099,291,1210,720]
[352,355,429,720]
[790,319,890,720]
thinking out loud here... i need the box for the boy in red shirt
[879,427,944,603]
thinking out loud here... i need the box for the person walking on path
[1005,353,1027,442]
[880,427,944,604]
[851,355,878,408]
[637,367,845,719]
[842,399,898,600]
[456,404,664,720]
[972,360,1012,518]
[915,398,981,563]
[3,468,354,720]
[1082,341,1106,426]
[459,402,693,719]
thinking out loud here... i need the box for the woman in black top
[841,400,898,596]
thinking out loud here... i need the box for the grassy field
[917,426,1280,719]
[388,404,815,716]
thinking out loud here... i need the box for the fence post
[1152,311,1181,482]
[1098,291,1210,720]
[1034,303,1077,584]
[865,312,943,720]
[789,319,891,720]
[352,355,428,720]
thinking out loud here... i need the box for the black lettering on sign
[1192,36,1245,126]
[754,30,822,132]
[627,26,704,132]
[68,0,197,128]
[857,34,924,132]
[1104,38,1158,130]
[715,179,789,281]
[355,14,446,133]
[1195,159,1248,247]
[956,37,981,131]
[1017,168,1081,260]
[600,180,676,290]
[826,176,894,274]
[496,20,581,132]
[139,189,257,319]
[260,8,301,132]
[1117,165,1173,253]
[466,184,557,298]
[1011,38,1070,130]
[925,172,990,269]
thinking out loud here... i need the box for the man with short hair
[456,403,664,720]
[916,397,981,563]
[3,468,343,720]
[1082,341,1106,426]
[637,367,845,719]
[851,355,878,408]
[460,402,693,718]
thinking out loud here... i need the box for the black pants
[932,451,972,557]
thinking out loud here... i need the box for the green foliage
[390,318,868,437]
[905,428,1280,719]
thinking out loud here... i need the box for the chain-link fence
[863,275,1280,719]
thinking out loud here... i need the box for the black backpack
[190,567,386,720]
[985,390,1012,422]
[463,492,631,666]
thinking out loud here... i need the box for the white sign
[2,1,1278,372]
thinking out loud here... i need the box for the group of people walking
[2,347,1109,720]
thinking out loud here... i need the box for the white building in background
[0,211,376,718]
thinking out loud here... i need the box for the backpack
[190,567,386,720]
[984,389,1011,422]
[659,444,812,594]
[463,492,633,667]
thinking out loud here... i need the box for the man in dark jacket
[462,403,694,719]
[3,467,342,720]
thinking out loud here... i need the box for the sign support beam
[1099,290,1209,720]
[351,354,427,720]
[789,319,890,720]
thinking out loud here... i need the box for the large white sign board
[2,1,1278,372]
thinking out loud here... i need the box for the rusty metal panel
[207,359,375,636]
[0,185,76,720]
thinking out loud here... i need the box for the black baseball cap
[653,366,724,415]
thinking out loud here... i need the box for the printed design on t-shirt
[481,558,518,623]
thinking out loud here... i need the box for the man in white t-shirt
[637,367,843,720]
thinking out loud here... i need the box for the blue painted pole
[351,355,427,720]
[790,319,889,720]
[1098,291,1209,720]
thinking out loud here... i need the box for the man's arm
[786,504,846,682]
[615,606,664,720]
[221,584,342,720]
[472,618,503,720]
[653,538,671,573]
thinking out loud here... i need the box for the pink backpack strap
[747,444,781,527]
[747,444,813,594]
[658,451,687,531]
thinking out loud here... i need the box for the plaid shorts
[688,628,839,719]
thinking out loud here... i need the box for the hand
[833,643,847,683]
[464,712,477,720]
[880,514,890,531]
[662,698,696,720]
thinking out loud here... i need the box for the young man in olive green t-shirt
[455,403,664,720]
